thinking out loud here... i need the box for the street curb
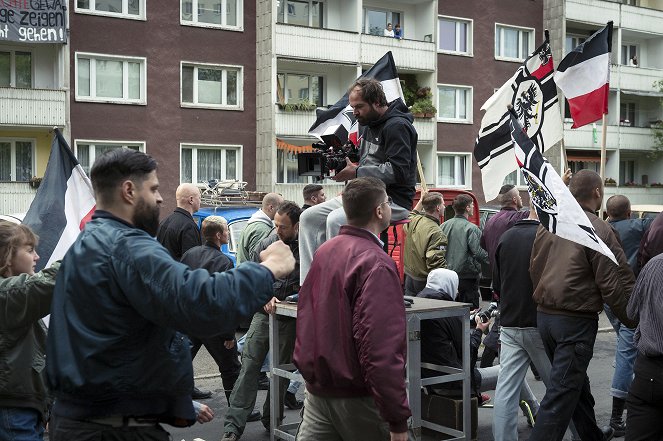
[194,373,222,380]
[597,326,614,334]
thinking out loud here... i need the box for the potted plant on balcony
[277,100,317,112]
[29,176,43,189]
[411,98,437,118]
[604,177,616,187]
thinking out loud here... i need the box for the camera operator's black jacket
[418,287,482,399]
[356,99,417,210]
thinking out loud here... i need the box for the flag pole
[416,152,428,193]
[599,114,608,218]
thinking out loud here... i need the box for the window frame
[362,6,402,36]
[436,152,472,189]
[502,169,528,190]
[437,15,473,56]
[0,137,36,182]
[565,34,586,55]
[180,143,243,184]
[75,52,147,105]
[0,47,33,88]
[437,83,473,124]
[74,140,146,174]
[494,23,535,62]
[180,61,243,110]
[75,0,146,21]
[276,72,324,106]
[180,0,244,31]
[278,0,325,28]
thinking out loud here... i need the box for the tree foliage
[649,79,663,160]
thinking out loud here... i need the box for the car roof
[630,205,663,213]
[194,206,258,222]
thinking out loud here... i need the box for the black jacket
[417,288,482,398]
[356,99,417,210]
[156,208,202,260]
[252,233,300,303]
[493,219,539,328]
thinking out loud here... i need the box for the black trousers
[403,274,426,297]
[190,335,241,404]
[458,277,480,309]
[530,312,603,441]
[625,353,663,441]
[50,415,170,441]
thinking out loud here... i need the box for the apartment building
[0,2,68,213]
[545,0,663,205]
[68,0,257,214]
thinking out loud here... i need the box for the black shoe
[284,391,303,410]
[609,419,626,438]
[258,375,269,391]
[247,410,262,422]
[601,425,615,441]
[191,386,212,400]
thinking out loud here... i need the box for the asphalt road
[168,311,619,441]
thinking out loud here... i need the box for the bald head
[262,192,284,220]
[569,170,603,211]
[606,195,631,221]
[176,183,201,214]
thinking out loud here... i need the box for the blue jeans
[0,407,44,441]
[530,312,602,441]
[603,304,636,399]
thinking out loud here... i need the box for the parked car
[630,204,663,220]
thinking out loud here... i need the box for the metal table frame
[269,298,471,441]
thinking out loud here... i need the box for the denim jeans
[530,312,603,441]
[603,304,636,399]
[493,327,579,441]
[0,407,44,441]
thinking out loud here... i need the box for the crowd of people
[2,77,663,441]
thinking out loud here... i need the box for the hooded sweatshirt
[235,210,274,265]
[356,99,418,210]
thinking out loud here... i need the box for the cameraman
[299,78,417,284]
[418,269,538,412]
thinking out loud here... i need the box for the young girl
[0,221,59,440]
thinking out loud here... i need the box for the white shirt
[384,29,394,37]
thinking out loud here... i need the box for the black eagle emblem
[514,84,539,132]
[538,43,551,66]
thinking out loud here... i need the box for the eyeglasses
[378,196,393,208]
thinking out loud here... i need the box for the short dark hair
[421,192,443,214]
[569,169,603,203]
[497,184,518,206]
[201,216,227,242]
[90,149,158,204]
[276,201,301,225]
[303,184,323,201]
[606,195,631,220]
[348,78,388,107]
[342,177,386,226]
[452,194,473,215]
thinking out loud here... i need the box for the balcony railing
[275,107,318,137]
[413,117,436,143]
[0,182,37,214]
[566,0,663,33]
[0,88,66,127]
[612,65,662,93]
[360,34,436,71]
[564,124,656,151]
[275,24,359,64]
[604,185,663,205]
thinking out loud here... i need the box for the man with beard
[222,202,301,441]
[299,77,417,285]
[46,149,295,441]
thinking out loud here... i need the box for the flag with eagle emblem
[508,109,617,264]
[474,32,563,201]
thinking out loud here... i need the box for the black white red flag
[554,21,612,129]
[308,51,403,145]
[508,110,617,264]
[474,33,563,201]
[23,129,96,272]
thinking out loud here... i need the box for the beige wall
[0,129,52,178]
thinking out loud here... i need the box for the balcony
[611,65,662,93]
[566,0,663,32]
[275,24,359,64]
[621,2,663,35]
[275,108,317,138]
[564,124,656,151]
[0,88,66,127]
[360,34,436,72]
[413,117,435,143]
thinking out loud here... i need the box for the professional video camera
[297,128,359,181]
[470,302,499,324]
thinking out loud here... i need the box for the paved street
[169,311,619,441]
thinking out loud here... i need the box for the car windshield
[228,220,248,253]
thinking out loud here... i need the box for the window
[565,35,586,55]
[76,53,146,104]
[181,0,241,29]
[621,44,638,66]
[437,153,470,187]
[620,159,636,185]
[438,16,472,55]
[76,0,144,19]
[181,63,242,109]
[277,0,323,28]
[363,8,401,36]
[75,141,144,175]
[503,169,526,187]
[0,139,34,182]
[620,102,636,126]
[276,73,323,106]
[495,24,533,61]
[181,144,241,183]
[0,50,32,88]
[437,85,472,123]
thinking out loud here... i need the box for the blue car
[192,206,260,266]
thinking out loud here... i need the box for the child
[394,23,403,39]
[0,221,59,440]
